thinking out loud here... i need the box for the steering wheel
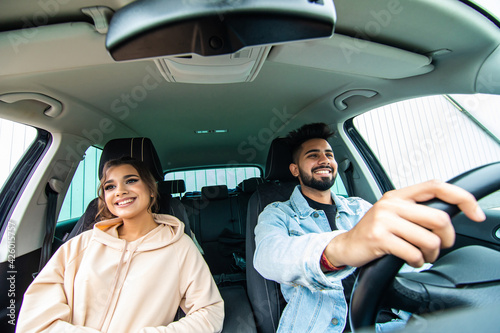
[349,162,500,331]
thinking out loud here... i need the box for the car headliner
[0,0,499,171]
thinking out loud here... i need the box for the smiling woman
[98,158,159,228]
[16,157,225,333]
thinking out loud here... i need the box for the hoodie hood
[92,213,185,252]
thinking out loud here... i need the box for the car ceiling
[0,0,499,171]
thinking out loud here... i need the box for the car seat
[245,137,299,333]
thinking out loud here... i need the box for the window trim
[0,129,51,238]
[344,118,394,194]
[460,0,500,28]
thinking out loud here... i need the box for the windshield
[468,0,500,21]
[449,94,500,141]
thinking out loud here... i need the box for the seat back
[158,179,192,237]
[245,138,299,333]
[236,177,264,236]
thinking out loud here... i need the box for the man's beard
[299,166,336,191]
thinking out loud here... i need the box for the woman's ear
[289,163,299,178]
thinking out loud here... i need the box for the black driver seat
[246,137,299,333]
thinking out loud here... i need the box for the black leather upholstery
[99,137,163,181]
[157,179,192,237]
[202,185,229,201]
[239,177,264,193]
[264,137,296,182]
[158,179,186,195]
[246,138,299,333]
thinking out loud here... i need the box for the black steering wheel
[349,162,500,331]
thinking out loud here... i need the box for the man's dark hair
[287,123,335,163]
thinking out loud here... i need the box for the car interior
[1,0,500,332]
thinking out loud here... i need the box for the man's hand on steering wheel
[324,180,486,269]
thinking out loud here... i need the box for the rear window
[165,166,261,194]
[166,166,349,197]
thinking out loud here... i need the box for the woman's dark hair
[96,157,159,221]
[287,123,335,163]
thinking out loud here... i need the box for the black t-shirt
[302,192,357,331]
[303,195,338,231]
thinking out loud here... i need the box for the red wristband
[321,252,346,271]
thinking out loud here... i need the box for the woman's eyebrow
[103,174,138,185]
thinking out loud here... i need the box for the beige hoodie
[16,214,224,333]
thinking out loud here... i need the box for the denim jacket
[254,186,372,333]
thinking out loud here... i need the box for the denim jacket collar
[290,185,357,221]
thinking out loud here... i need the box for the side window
[0,119,37,190]
[353,94,500,189]
[57,146,102,222]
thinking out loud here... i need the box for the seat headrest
[201,185,229,201]
[239,177,264,193]
[158,180,186,195]
[99,137,163,181]
[264,137,296,182]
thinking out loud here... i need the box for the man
[253,123,485,332]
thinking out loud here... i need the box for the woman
[17,157,224,333]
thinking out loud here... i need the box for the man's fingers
[382,234,428,268]
[388,201,456,249]
[384,180,486,222]
[388,214,444,262]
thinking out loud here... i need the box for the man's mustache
[312,166,333,172]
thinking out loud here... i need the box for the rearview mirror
[105,0,336,61]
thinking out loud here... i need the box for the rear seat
[181,181,260,332]
[236,177,264,232]
[157,179,205,253]
[182,185,242,275]
[158,179,191,236]
[181,179,262,276]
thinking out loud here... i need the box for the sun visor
[105,0,336,61]
[0,23,114,76]
[476,44,500,94]
[267,34,434,79]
